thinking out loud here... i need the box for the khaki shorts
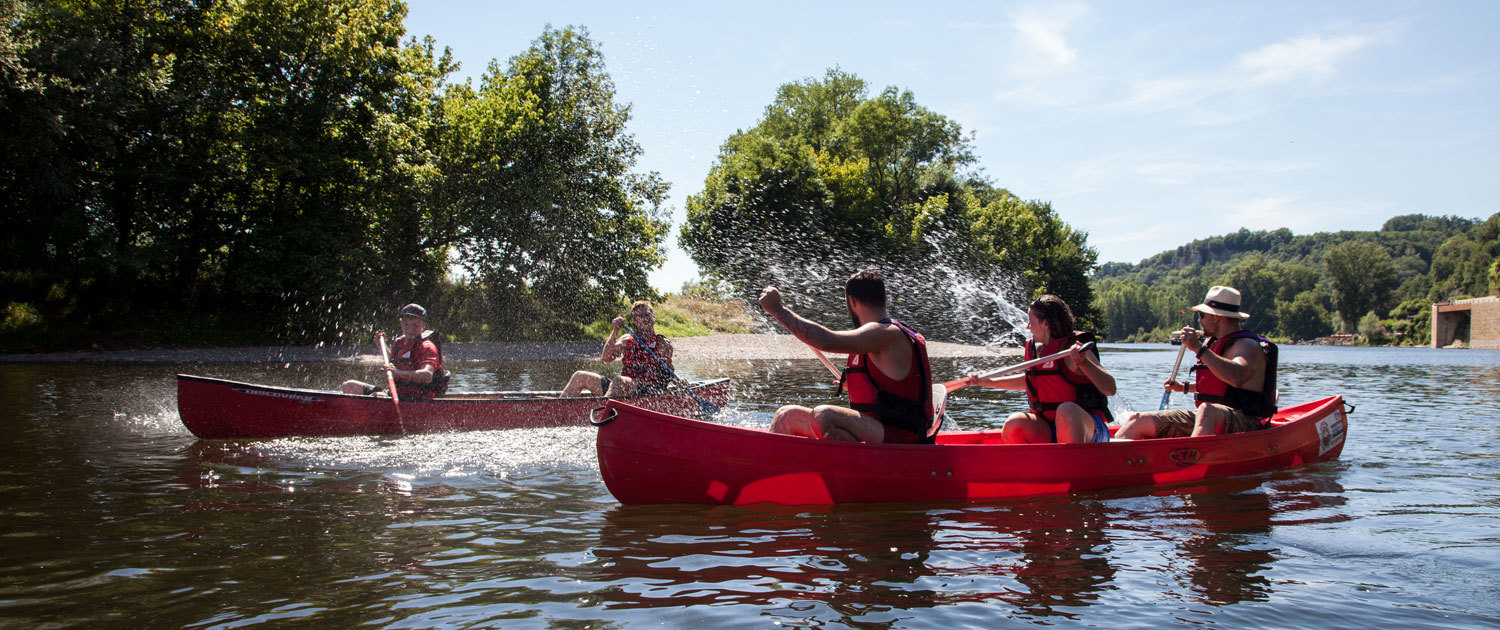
[1149,405,1265,438]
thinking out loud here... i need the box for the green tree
[1357,310,1385,341]
[1,3,666,345]
[681,68,1097,342]
[1276,290,1334,341]
[1388,297,1431,346]
[1491,258,1500,296]
[1428,213,1499,299]
[438,26,669,330]
[1324,241,1398,332]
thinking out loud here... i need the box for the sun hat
[398,303,428,320]
[1191,286,1250,319]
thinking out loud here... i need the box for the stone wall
[1473,297,1500,350]
[1432,296,1500,350]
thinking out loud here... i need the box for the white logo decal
[1316,413,1346,455]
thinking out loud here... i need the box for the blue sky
[403,1,1499,292]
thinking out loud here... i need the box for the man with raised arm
[758,270,935,443]
[559,300,674,398]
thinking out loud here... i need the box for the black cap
[398,303,427,320]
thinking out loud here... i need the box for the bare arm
[1063,343,1116,396]
[394,364,436,384]
[657,336,673,369]
[601,317,626,362]
[1202,337,1261,389]
[758,287,904,354]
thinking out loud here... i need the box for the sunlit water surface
[1,344,1497,627]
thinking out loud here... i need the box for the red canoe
[177,374,731,439]
[594,395,1349,505]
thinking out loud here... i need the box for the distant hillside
[1090,213,1499,344]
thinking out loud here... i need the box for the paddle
[1159,339,1190,410]
[376,332,405,432]
[949,341,1097,392]
[810,347,841,381]
[619,322,720,417]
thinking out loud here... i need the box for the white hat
[1192,286,1250,319]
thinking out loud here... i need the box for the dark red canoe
[594,395,1349,506]
[177,374,731,439]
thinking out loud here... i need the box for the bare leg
[1114,411,1160,440]
[1053,402,1095,444]
[771,405,886,442]
[811,405,886,443]
[604,375,636,397]
[771,405,818,437]
[341,380,373,395]
[560,371,604,398]
[1192,404,1228,437]
[1002,412,1054,444]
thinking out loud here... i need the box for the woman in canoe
[561,300,674,398]
[944,294,1116,444]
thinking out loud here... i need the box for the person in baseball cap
[341,303,450,398]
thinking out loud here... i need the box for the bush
[1357,311,1387,343]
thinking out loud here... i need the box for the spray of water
[714,224,1033,347]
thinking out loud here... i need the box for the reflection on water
[1,346,1498,626]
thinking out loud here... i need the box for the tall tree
[1324,240,1398,331]
[438,26,669,328]
[681,69,1097,342]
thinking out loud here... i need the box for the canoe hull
[596,395,1348,505]
[177,374,731,439]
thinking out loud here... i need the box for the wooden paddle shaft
[811,347,841,380]
[378,334,402,406]
[1160,341,1190,409]
[976,341,1097,381]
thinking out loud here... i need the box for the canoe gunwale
[176,374,732,439]
[175,373,729,404]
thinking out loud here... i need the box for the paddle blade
[1159,389,1171,410]
[929,383,950,436]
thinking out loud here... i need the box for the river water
[1,344,1496,627]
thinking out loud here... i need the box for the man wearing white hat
[1115,286,1278,439]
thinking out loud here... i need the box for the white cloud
[1014,15,1077,66]
[1113,30,1380,115]
[1118,77,1213,111]
[1006,4,1087,73]
[1239,34,1373,84]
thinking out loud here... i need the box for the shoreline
[0,333,1015,364]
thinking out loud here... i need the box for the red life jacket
[391,330,450,399]
[837,318,937,442]
[1023,331,1111,421]
[621,333,672,392]
[1191,329,1278,419]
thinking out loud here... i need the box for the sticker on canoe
[1169,447,1201,466]
[234,388,324,404]
[1317,412,1346,456]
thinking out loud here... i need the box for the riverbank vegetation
[2,1,668,349]
[2,2,1098,350]
[2,1,1492,352]
[1093,213,1499,345]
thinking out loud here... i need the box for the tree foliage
[1092,212,1496,343]
[1324,241,1398,332]
[1,2,665,345]
[680,69,1098,343]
